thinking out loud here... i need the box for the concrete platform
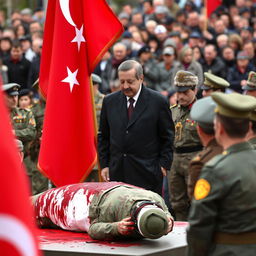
[39,221,188,256]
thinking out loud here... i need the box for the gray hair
[118,60,143,80]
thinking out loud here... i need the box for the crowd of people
[1,0,256,255]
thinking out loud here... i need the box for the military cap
[16,139,23,152]
[91,73,102,84]
[19,88,31,97]
[137,205,169,239]
[201,72,230,90]
[174,70,198,92]
[243,71,256,91]
[190,96,216,130]
[211,92,256,119]
[2,83,20,96]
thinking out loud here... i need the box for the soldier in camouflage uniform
[28,79,49,195]
[2,83,36,157]
[187,92,256,256]
[169,70,202,221]
[33,182,174,240]
[3,83,48,194]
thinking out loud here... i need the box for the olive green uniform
[89,186,172,240]
[31,100,49,194]
[188,138,223,199]
[11,107,36,154]
[187,142,256,256]
[28,100,49,195]
[169,104,202,220]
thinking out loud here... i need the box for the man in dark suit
[98,60,174,194]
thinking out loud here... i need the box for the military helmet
[132,201,169,239]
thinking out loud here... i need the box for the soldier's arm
[15,111,36,142]
[88,221,119,240]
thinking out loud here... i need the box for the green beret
[174,70,198,92]
[243,71,256,91]
[211,92,256,119]
[202,72,230,90]
[137,207,168,239]
[91,73,102,84]
[2,83,20,96]
[190,97,216,128]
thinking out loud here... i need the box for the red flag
[206,0,222,17]
[0,88,40,255]
[39,0,123,186]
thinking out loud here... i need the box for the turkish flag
[206,0,222,17]
[38,0,123,186]
[0,86,40,254]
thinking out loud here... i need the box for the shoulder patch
[194,178,211,200]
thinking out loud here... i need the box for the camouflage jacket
[11,107,36,144]
[187,142,256,255]
[188,138,223,200]
[88,185,172,240]
[171,104,201,148]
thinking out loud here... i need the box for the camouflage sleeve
[88,220,120,240]
[15,111,36,142]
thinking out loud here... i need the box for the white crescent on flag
[59,0,76,27]
[0,214,36,256]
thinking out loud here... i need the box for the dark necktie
[127,98,135,120]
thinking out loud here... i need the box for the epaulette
[204,151,228,168]
[191,155,201,162]
[170,104,177,109]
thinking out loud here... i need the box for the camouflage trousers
[168,151,199,221]
[24,156,49,195]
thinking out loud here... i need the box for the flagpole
[89,76,103,182]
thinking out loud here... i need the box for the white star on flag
[61,67,79,92]
[71,25,86,51]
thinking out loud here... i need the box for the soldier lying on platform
[32,182,174,240]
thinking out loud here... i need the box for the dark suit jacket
[98,85,174,194]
